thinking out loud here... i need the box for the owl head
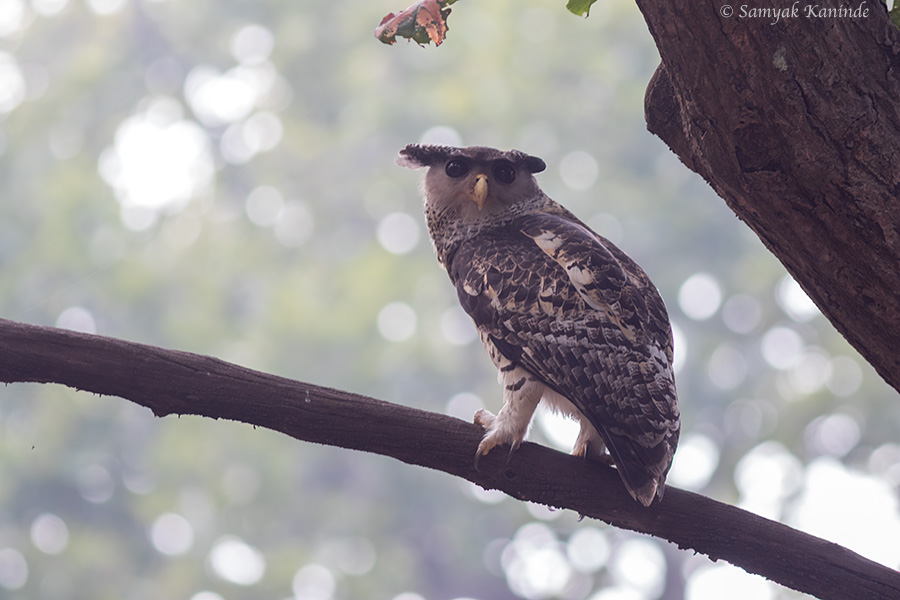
[397,144,547,219]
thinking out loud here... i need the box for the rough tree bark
[1,317,898,599]
[640,0,900,393]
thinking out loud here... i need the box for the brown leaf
[375,0,453,47]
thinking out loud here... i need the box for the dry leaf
[375,0,454,47]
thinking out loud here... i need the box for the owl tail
[625,474,664,507]
[602,427,675,507]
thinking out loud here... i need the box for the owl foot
[473,408,523,471]
[474,408,496,429]
[572,423,614,465]
[572,440,615,466]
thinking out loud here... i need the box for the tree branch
[639,0,900,393]
[1,317,898,599]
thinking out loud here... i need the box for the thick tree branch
[639,0,900,393]
[1,317,898,599]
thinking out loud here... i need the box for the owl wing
[449,212,679,502]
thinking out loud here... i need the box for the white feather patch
[531,231,564,254]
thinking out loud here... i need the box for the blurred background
[1,0,899,598]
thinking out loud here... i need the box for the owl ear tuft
[396,146,425,169]
[509,149,546,174]
[397,144,447,169]
[523,155,546,174]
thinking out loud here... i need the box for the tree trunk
[640,0,900,393]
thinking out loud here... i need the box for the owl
[397,144,680,506]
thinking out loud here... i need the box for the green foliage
[891,3,900,28]
[566,0,599,17]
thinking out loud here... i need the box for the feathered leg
[473,366,545,469]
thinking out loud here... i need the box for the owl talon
[505,442,519,465]
[473,450,485,472]
[473,442,497,471]
[473,408,498,471]
[473,439,518,471]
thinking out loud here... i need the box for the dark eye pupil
[445,159,469,178]
[494,163,516,184]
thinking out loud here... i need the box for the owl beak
[471,174,488,210]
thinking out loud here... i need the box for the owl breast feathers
[398,144,680,506]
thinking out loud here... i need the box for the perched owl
[397,144,680,506]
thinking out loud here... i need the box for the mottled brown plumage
[398,144,680,506]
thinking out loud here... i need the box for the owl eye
[493,162,516,184]
[445,159,470,178]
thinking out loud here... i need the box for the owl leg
[539,389,615,465]
[473,366,544,470]
[572,421,614,465]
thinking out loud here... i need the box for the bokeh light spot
[292,564,334,600]
[78,464,115,503]
[667,433,719,490]
[721,294,762,334]
[776,275,820,322]
[87,0,127,16]
[377,302,417,342]
[566,527,610,573]
[56,306,97,334]
[185,65,273,127]
[419,125,462,146]
[0,548,27,590]
[678,272,722,320]
[501,522,572,599]
[209,536,265,585]
[242,111,282,152]
[30,514,69,555]
[246,185,284,226]
[760,326,803,370]
[609,538,665,597]
[377,212,420,255]
[445,392,483,420]
[804,413,860,458]
[99,98,213,219]
[0,52,25,113]
[735,441,802,518]
[707,343,747,390]
[0,1,28,38]
[786,348,832,395]
[151,513,194,556]
[231,24,274,65]
[32,0,69,17]
[559,150,599,191]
